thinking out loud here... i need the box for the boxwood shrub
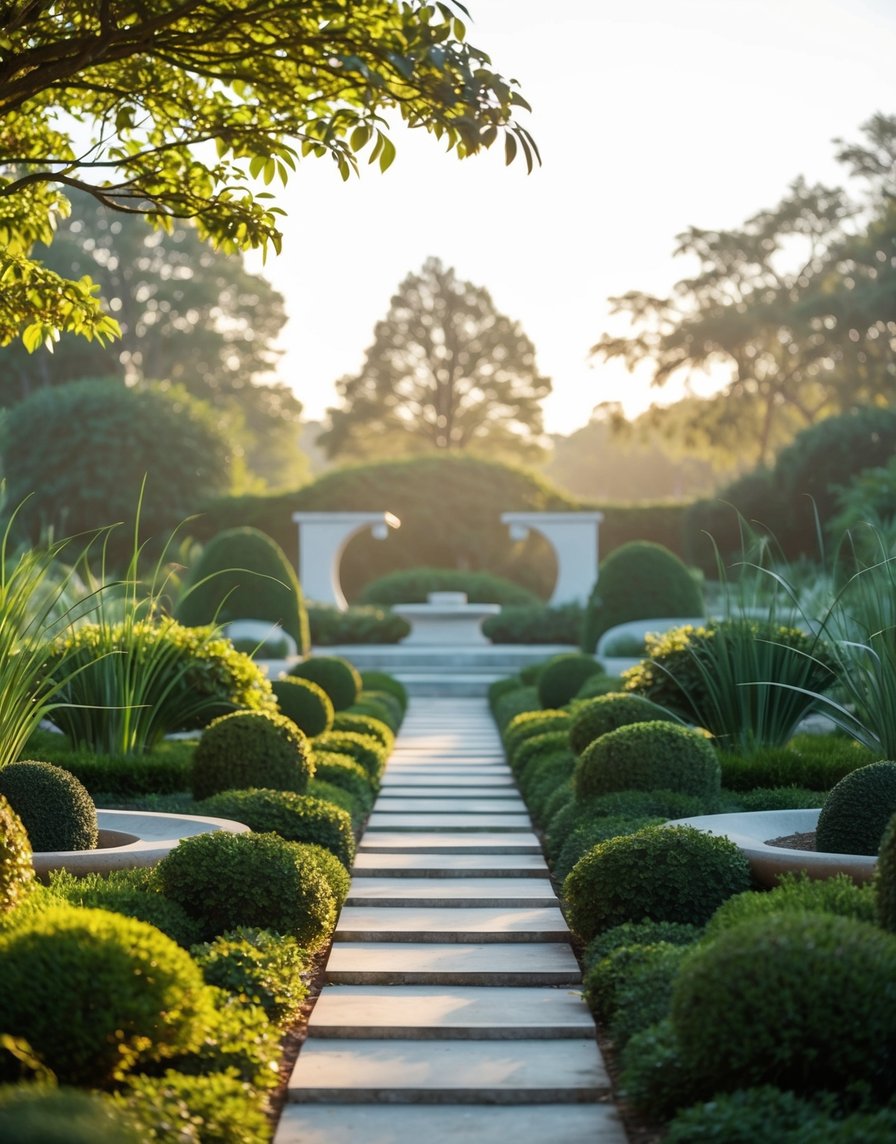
[0,795,35,914]
[360,671,408,713]
[536,653,604,708]
[815,761,896,855]
[482,602,585,645]
[584,941,690,1048]
[331,711,394,753]
[492,686,540,733]
[272,676,334,737]
[0,761,98,852]
[191,710,314,801]
[307,603,410,646]
[554,816,666,882]
[703,872,876,941]
[190,926,309,1027]
[568,692,671,756]
[312,730,387,783]
[0,1086,141,1143]
[584,920,702,972]
[119,1070,270,1144]
[288,656,362,710]
[563,825,751,940]
[575,721,721,800]
[357,567,540,607]
[312,751,376,811]
[504,709,572,759]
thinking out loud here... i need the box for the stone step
[373,798,527,814]
[317,643,576,670]
[345,877,557,908]
[306,985,594,1040]
[383,763,508,774]
[334,906,569,943]
[359,832,542,854]
[380,775,515,789]
[326,942,582,986]
[352,852,549,878]
[276,1102,628,1144]
[366,813,532,832]
[287,1037,608,1103]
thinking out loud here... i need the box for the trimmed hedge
[313,730,388,783]
[537,653,604,708]
[191,710,314,801]
[482,602,585,645]
[574,720,721,800]
[0,760,97,852]
[289,655,361,711]
[359,671,408,713]
[191,926,308,1027]
[358,567,541,607]
[703,872,877,940]
[569,692,676,756]
[272,676,334,737]
[815,761,896,856]
[308,603,410,646]
[0,795,34,915]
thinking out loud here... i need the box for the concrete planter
[32,808,250,880]
[666,808,877,888]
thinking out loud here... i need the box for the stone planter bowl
[32,808,249,881]
[666,808,877,888]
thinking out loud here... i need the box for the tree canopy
[319,256,552,462]
[592,113,896,467]
[0,0,538,350]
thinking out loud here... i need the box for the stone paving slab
[277,1102,627,1144]
[351,852,549,877]
[288,1037,608,1103]
[345,877,557,908]
[373,797,528,814]
[359,832,542,853]
[382,766,509,777]
[366,812,531,832]
[380,774,515,788]
[334,906,569,943]
[326,942,583,985]
[307,985,594,1039]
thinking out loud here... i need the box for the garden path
[275,696,627,1143]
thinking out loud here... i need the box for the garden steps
[276,696,627,1144]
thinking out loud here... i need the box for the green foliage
[671,912,896,1098]
[307,778,365,830]
[156,830,336,946]
[50,618,276,755]
[537,653,604,708]
[733,785,825,810]
[0,795,34,914]
[331,712,394,753]
[191,710,314,801]
[0,904,214,1087]
[2,381,232,563]
[313,730,387,783]
[575,672,627,699]
[875,811,896,933]
[512,731,571,781]
[569,692,673,755]
[482,602,585,645]
[564,825,751,941]
[359,567,541,607]
[582,541,703,651]
[704,873,877,941]
[191,927,309,1028]
[28,737,194,798]
[198,788,355,868]
[308,603,410,645]
[118,1070,270,1144]
[0,760,97,852]
[48,868,202,948]
[176,526,309,652]
[289,655,361,711]
[350,690,404,732]
[196,455,579,602]
[718,737,878,792]
[584,920,702,972]
[554,816,665,883]
[273,676,334,737]
[312,751,376,812]
[360,671,408,714]
[519,749,576,809]
[624,619,837,752]
[0,1086,141,1143]
[816,761,896,855]
[619,1018,695,1119]
[504,709,572,758]
[584,941,690,1048]
[491,684,540,733]
[545,790,709,863]
[575,721,721,801]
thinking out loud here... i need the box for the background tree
[0,1,537,350]
[592,114,895,467]
[0,190,307,489]
[319,257,552,463]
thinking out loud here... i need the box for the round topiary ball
[272,676,334,737]
[0,760,98,852]
[563,824,751,941]
[671,911,896,1098]
[331,712,394,753]
[156,830,336,946]
[815,760,896,856]
[360,670,408,713]
[198,788,356,867]
[313,730,387,783]
[505,709,572,759]
[0,1086,142,1144]
[569,692,671,756]
[191,710,315,801]
[537,654,605,709]
[0,904,214,1087]
[289,656,361,711]
[575,720,720,801]
[0,793,34,914]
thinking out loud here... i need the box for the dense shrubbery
[332,712,394,752]
[313,729,388,783]
[718,737,879,791]
[308,603,410,645]
[585,940,690,1048]
[191,710,314,800]
[191,927,308,1027]
[175,526,310,652]
[272,676,334,737]
[0,761,97,852]
[582,541,703,652]
[703,873,876,939]
[0,1086,141,1143]
[569,692,671,755]
[359,566,541,607]
[351,690,404,731]
[875,811,896,933]
[119,1070,270,1144]
[289,655,361,710]
[312,751,377,812]
[28,737,195,797]
[482,602,585,645]
[536,653,604,708]
[815,761,896,855]
[575,721,721,800]
[360,671,408,713]
[504,709,572,758]
[0,795,34,914]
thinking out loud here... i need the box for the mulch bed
[766,830,817,852]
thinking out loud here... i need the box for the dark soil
[766,830,817,852]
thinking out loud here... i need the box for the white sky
[256,0,896,435]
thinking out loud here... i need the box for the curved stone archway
[501,511,604,606]
[292,512,401,609]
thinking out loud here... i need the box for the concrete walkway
[276,697,627,1144]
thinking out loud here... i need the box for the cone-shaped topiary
[575,720,720,800]
[564,824,750,941]
[815,760,896,856]
[0,905,215,1087]
[176,526,309,653]
[191,710,314,800]
[289,655,361,711]
[569,692,672,755]
[581,541,703,651]
[0,761,98,852]
[0,794,34,914]
[671,911,896,1099]
[272,676,334,737]
[537,653,604,708]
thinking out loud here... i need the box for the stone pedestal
[393,592,501,646]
